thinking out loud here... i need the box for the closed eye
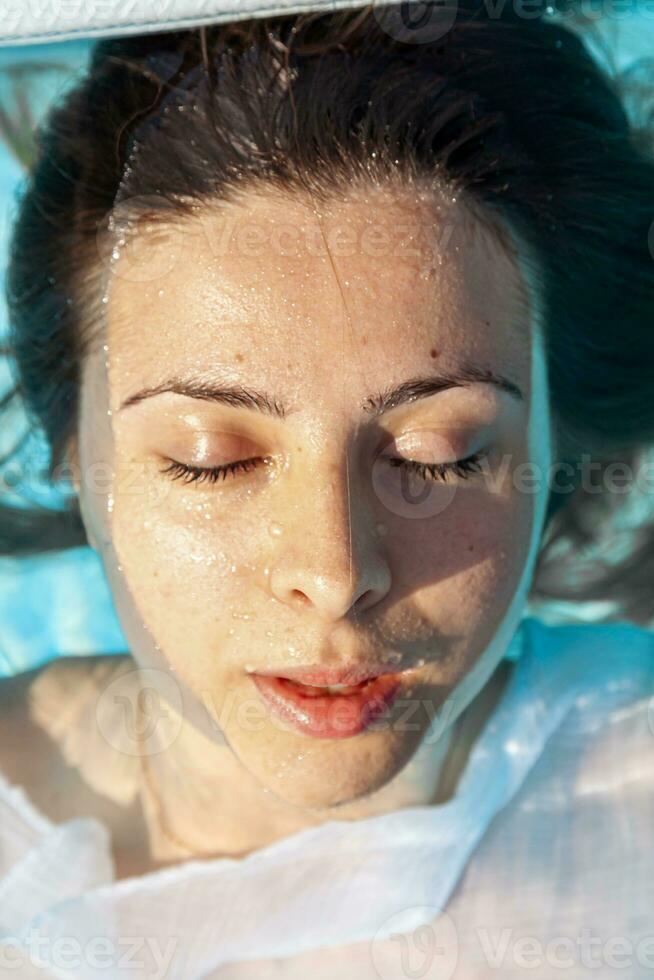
[159,450,486,486]
[160,457,267,484]
[385,450,486,482]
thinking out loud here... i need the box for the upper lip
[252,664,412,686]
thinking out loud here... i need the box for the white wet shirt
[0,613,652,979]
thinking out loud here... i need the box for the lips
[261,664,399,687]
[250,669,407,739]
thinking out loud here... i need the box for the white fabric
[0,0,399,46]
[0,614,653,979]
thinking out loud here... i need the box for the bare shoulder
[0,660,68,784]
[0,656,149,864]
[0,655,123,783]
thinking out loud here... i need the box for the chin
[233,722,424,811]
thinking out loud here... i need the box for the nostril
[354,589,375,612]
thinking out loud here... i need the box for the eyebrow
[119,362,524,419]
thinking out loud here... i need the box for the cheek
[109,480,269,668]
[390,479,534,633]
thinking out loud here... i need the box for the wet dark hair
[1,2,654,623]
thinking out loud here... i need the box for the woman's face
[77,180,543,809]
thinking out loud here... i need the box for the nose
[267,463,391,622]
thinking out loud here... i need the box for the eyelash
[160,451,486,486]
[387,450,486,482]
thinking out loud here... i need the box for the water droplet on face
[158,289,165,297]
[268,523,284,538]
[244,663,256,673]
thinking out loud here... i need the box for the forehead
[104,180,533,406]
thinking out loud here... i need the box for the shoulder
[0,654,140,823]
[0,663,45,785]
[0,653,134,738]
[0,659,95,780]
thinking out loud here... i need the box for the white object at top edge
[0,0,396,46]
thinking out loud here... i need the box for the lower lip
[250,673,404,739]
